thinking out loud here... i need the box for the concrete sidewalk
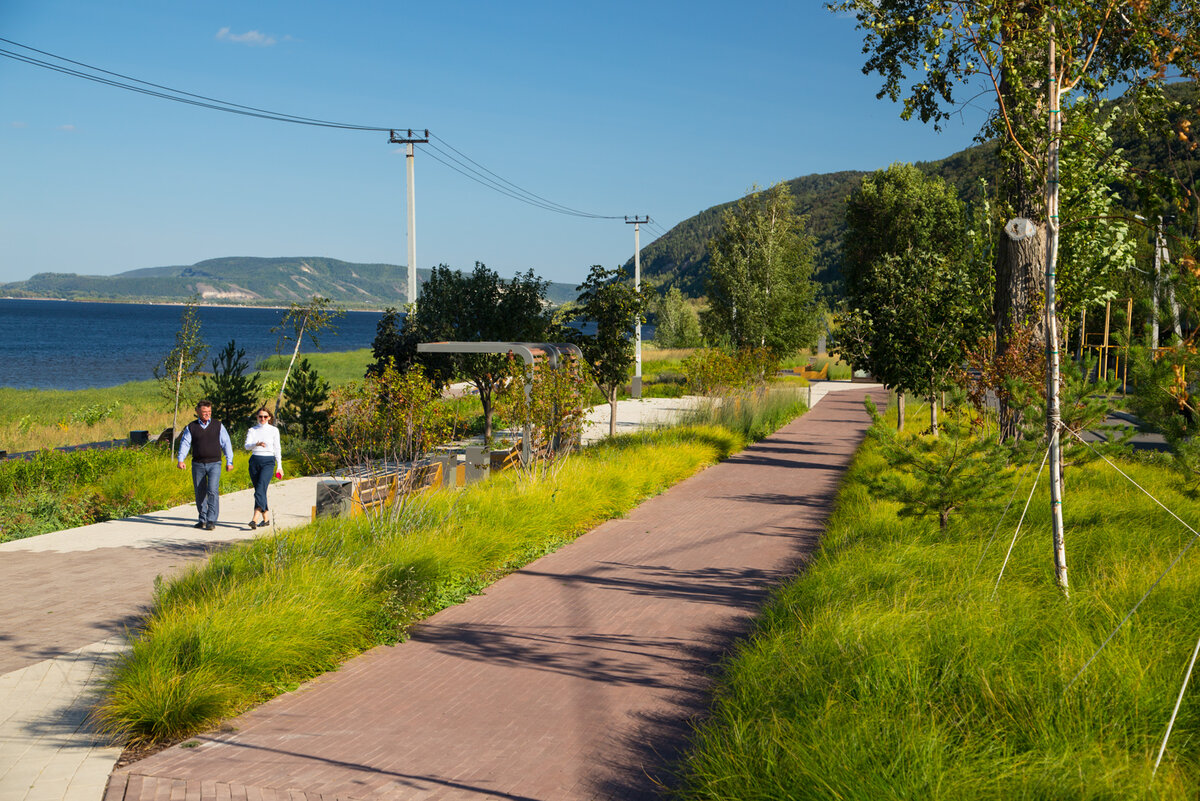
[0,381,882,801]
[105,385,887,801]
[0,477,325,801]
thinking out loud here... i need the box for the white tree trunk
[275,315,308,414]
[171,351,184,453]
[1046,33,1068,596]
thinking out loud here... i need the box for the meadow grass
[682,385,809,442]
[674,407,1200,800]
[97,387,812,745]
[97,423,747,745]
[0,447,275,543]
[0,349,373,453]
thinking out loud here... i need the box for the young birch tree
[272,294,344,417]
[829,0,1200,594]
[154,299,206,453]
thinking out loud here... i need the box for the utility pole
[389,129,429,309]
[626,216,649,398]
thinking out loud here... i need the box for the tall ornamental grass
[683,386,808,442]
[676,416,1200,799]
[98,424,746,746]
[0,448,259,543]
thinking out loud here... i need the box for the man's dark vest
[186,420,223,464]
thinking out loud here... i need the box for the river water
[0,298,384,390]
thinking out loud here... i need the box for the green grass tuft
[97,422,752,746]
[675,414,1200,800]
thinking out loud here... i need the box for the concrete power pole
[626,216,649,398]
[389,129,429,308]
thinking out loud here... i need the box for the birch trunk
[274,316,308,415]
[1046,32,1069,596]
[171,351,184,453]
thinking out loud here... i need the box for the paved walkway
[0,381,884,801]
[0,478,326,801]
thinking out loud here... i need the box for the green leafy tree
[153,298,206,452]
[682,348,740,395]
[496,352,588,459]
[1057,102,1138,326]
[572,265,648,436]
[702,182,821,354]
[830,0,1200,479]
[199,340,264,433]
[409,262,553,443]
[836,166,989,432]
[1128,335,1200,495]
[653,286,702,348]
[328,361,454,466]
[366,307,454,384]
[271,294,343,415]
[1013,353,1132,489]
[280,358,331,439]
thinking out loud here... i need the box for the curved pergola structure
[416,341,583,464]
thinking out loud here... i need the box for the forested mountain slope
[633,82,1199,300]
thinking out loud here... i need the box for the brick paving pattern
[105,387,886,801]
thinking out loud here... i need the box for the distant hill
[0,256,582,307]
[628,142,997,300]
[631,82,1199,300]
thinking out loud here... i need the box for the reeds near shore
[0,350,373,453]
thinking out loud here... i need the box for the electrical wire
[644,219,671,239]
[2,36,655,225]
[428,133,622,220]
[0,38,394,131]
[422,139,622,220]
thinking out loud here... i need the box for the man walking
[176,399,234,530]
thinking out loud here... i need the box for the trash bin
[315,479,353,518]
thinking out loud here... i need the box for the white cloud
[57,124,76,132]
[10,122,27,128]
[215,26,282,46]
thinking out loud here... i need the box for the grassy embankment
[0,349,374,454]
[675,401,1200,799]
[0,345,794,543]
[0,350,372,543]
[97,387,808,747]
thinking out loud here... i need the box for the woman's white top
[244,422,283,472]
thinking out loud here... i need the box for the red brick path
[107,387,887,801]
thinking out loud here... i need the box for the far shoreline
[0,347,374,394]
[0,296,395,313]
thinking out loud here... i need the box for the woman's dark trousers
[249,454,275,512]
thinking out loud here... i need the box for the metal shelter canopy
[416,341,583,464]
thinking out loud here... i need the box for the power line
[2,36,651,225]
[428,133,623,220]
[0,38,396,131]
[644,219,670,239]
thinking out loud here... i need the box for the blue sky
[0,1,989,287]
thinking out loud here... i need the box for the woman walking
[244,407,283,529]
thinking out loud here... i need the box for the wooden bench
[799,362,829,380]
